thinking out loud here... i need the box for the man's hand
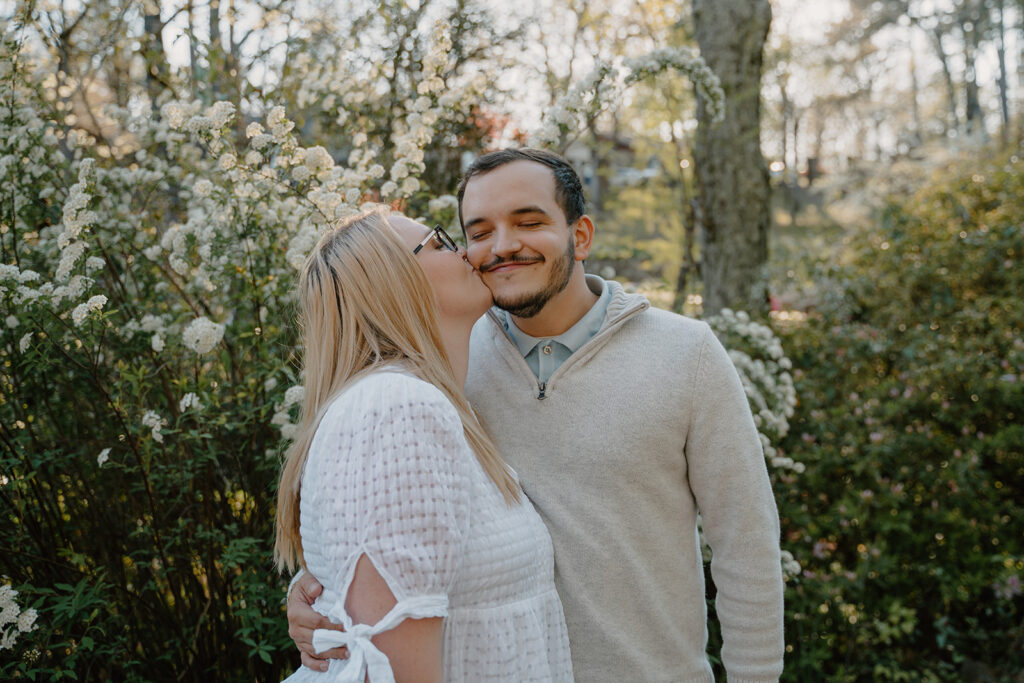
[288,572,348,671]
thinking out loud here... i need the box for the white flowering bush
[269,15,496,205]
[0,6,496,676]
[702,309,802,581]
[0,582,37,651]
[707,309,799,470]
[531,47,726,151]
[623,47,725,122]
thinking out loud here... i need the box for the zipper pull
[537,382,547,400]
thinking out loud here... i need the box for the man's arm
[686,324,785,681]
[287,571,347,671]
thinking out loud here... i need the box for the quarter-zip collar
[483,275,649,399]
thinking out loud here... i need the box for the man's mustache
[478,255,543,273]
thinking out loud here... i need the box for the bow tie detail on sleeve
[312,623,390,683]
[310,594,449,683]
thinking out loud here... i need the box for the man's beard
[490,235,576,319]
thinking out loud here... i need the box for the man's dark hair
[456,148,586,233]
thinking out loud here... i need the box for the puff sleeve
[288,373,473,683]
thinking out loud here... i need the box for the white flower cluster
[295,146,334,178]
[624,47,726,124]
[417,20,453,96]
[265,17,467,222]
[142,410,165,443]
[384,133,427,197]
[152,205,227,292]
[0,43,65,210]
[207,101,236,129]
[52,159,100,291]
[182,316,225,355]
[161,100,236,139]
[285,222,325,271]
[159,101,191,129]
[270,384,305,442]
[71,294,108,326]
[54,242,86,283]
[58,159,98,252]
[0,103,112,341]
[426,194,460,232]
[531,61,619,149]
[193,178,213,197]
[427,194,458,213]
[707,309,802,473]
[179,392,200,412]
[780,549,802,581]
[532,47,726,150]
[377,20,456,197]
[120,313,170,352]
[0,583,38,651]
[283,385,304,407]
[267,105,295,140]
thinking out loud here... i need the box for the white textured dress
[284,369,573,683]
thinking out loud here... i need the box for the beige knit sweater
[466,276,784,682]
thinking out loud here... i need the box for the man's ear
[572,215,595,261]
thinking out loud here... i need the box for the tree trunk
[996,0,1010,142]
[932,27,960,133]
[962,13,984,138]
[209,0,224,100]
[792,111,800,183]
[910,49,922,145]
[1018,0,1024,139]
[692,0,772,317]
[668,130,698,312]
[779,73,789,178]
[142,5,168,108]
[187,0,197,94]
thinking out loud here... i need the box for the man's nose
[491,227,521,256]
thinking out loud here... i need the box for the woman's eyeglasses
[413,224,459,255]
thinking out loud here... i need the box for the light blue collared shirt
[500,279,612,384]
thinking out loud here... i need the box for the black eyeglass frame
[413,224,459,255]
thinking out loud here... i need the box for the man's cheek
[466,247,487,270]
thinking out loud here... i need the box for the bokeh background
[0,0,1021,680]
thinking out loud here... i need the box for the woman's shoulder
[308,369,472,491]
[321,367,458,431]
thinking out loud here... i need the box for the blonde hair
[274,206,520,573]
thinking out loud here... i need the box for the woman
[274,207,572,682]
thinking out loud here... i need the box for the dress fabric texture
[282,369,572,683]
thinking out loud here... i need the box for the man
[288,148,784,681]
